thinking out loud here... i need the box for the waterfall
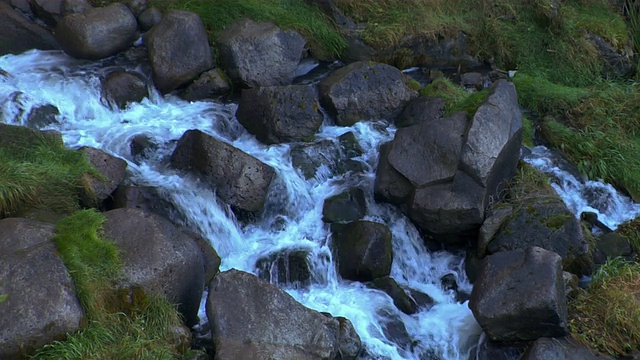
[0,50,481,360]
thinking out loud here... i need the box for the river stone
[373,141,413,205]
[146,10,214,93]
[322,187,367,223]
[318,61,418,126]
[338,131,363,158]
[469,246,568,342]
[488,196,591,275]
[370,277,419,315]
[217,19,307,88]
[290,139,340,180]
[129,133,157,161]
[79,146,127,209]
[255,248,312,287]
[331,220,393,281]
[0,218,84,358]
[335,316,362,360]
[101,71,148,110]
[169,129,275,214]
[522,336,614,360]
[124,0,147,16]
[207,269,343,360]
[235,85,322,144]
[55,3,138,60]
[103,208,205,326]
[138,6,162,31]
[186,231,221,285]
[478,206,514,256]
[110,185,177,223]
[0,2,59,56]
[594,232,633,265]
[25,104,60,129]
[179,68,230,101]
[395,96,445,128]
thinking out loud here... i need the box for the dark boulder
[469,247,568,342]
[101,71,148,110]
[79,146,127,209]
[255,248,312,287]
[335,316,362,359]
[25,103,59,129]
[318,61,418,126]
[522,336,614,360]
[395,96,445,128]
[110,185,177,222]
[207,269,350,360]
[170,129,275,214]
[322,187,367,223]
[594,232,633,265]
[290,139,340,180]
[179,68,230,101]
[31,0,91,26]
[338,131,363,158]
[460,72,485,90]
[217,19,307,88]
[54,3,138,60]
[103,208,205,327]
[0,2,59,56]
[331,221,393,281]
[146,10,214,93]
[478,206,513,256]
[124,0,147,17]
[587,33,635,79]
[138,6,162,32]
[0,218,83,358]
[128,133,157,161]
[187,231,221,285]
[236,85,322,144]
[373,141,413,205]
[370,277,419,315]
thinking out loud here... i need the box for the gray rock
[318,61,418,126]
[255,248,312,287]
[179,68,230,101]
[79,146,127,208]
[25,103,59,129]
[170,129,275,214]
[187,231,221,285]
[62,0,91,16]
[460,72,485,90]
[0,2,59,56]
[138,6,162,32]
[103,208,205,326]
[101,71,148,110]
[217,19,307,88]
[322,187,367,223]
[0,218,83,358]
[129,133,157,161]
[338,131,363,158]
[110,185,177,223]
[469,247,568,342]
[331,221,393,281]
[522,336,614,360]
[478,206,514,256]
[146,10,213,93]
[370,276,418,315]
[236,85,322,144]
[587,33,635,79]
[54,3,137,60]
[395,96,445,128]
[373,141,413,205]
[124,0,146,17]
[31,0,63,26]
[290,139,340,180]
[336,316,362,360]
[207,269,346,360]
[594,232,632,265]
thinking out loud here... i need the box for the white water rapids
[0,50,480,360]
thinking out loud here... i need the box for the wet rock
[8,0,31,15]
[290,139,340,179]
[460,72,485,90]
[469,247,568,342]
[374,141,413,205]
[169,129,275,214]
[522,336,614,360]
[103,208,205,327]
[0,218,83,358]
[55,3,137,60]
[79,146,128,209]
[207,269,344,359]
[405,288,435,310]
[441,273,470,303]
[187,231,221,285]
[124,0,147,17]
[62,0,91,16]
[217,19,307,88]
[0,2,59,56]
[25,103,59,129]
[255,249,312,287]
[31,0,64,26]
[318,61,418,126]
[336,316,362,360]
[475,340,527,360]
[370,277,419,315]
[580,211,612,233]
[101,71,148,110]
[129,133,157,161]
[236,85,322,144]
[587,33,635,79]
[377,309,412,350]
[338,131,363,158]
[563,271,580,299]
[594,232,632,265]
[478,206,513,256]
[395,96,445,128]
[331,220,393,281]
[110,185,177,222]
[138,6,162,32]
[179,68,230,101]
[146,10,213,93]
[322,187,367,223]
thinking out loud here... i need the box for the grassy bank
[32,210,190,359]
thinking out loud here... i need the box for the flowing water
[0,50,481,360]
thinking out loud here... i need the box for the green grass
[419,77,489,116]
[0,125,96,217]
[569,258,640,356]
[31,210,190,359]
[614,217,640,256]
[522,114,534,147]
[151,0,347,60]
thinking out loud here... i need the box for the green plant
[615,217,640,255]
[419,77,489,116]
[569,258,640,356]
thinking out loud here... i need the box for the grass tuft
[419,77,489,116]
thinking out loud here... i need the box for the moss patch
[419,77,489,116]
[615,217,640,256]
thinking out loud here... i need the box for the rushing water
[0,50,481,360]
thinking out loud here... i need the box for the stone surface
[331,221,393,281]
[236,85,322,144]
[146,10,214,93]
[395,96,445,128]
[370,277,418,315]
[179,68,230,101]
[322,187,367,223]
[318,61,418,126]
[25,104,59,129]
[54,3,137,60]
[110,185,177,222]
[101,71,148,110]
[169,129,275,214]
[138,6,162,32]
[522,336,614,360]
[0,218,83,358]
[103,208,205,326]
[79,146,127,208]
[0,2,59,56]
[207,269,348,360]
[217,19,307,88]
[255,249,312,287]
[469,247,568,342]
[373,141,413,205]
